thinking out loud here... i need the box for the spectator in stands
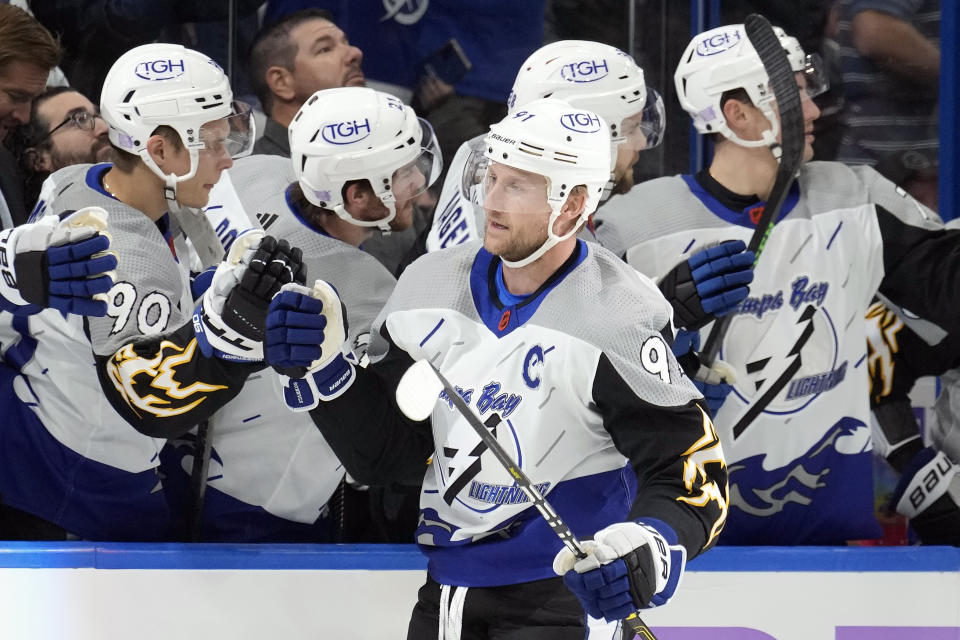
[834,0,940,169]
[11,87,110,209]
[0,3,60,230]
[248,9,364,157]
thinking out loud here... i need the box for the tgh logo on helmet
[321,119,373,145]
[135,58,187,81]
[560,112,602,134]
[560,59,610,83]
[695,30,742,57]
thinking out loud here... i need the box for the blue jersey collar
[683,170,800,229]
[470,240,588,337]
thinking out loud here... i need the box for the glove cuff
[893,447,959,519]
[279,352,356,412]
[0,227,31,307]
[659,260,709,330]
[194,299,264,362]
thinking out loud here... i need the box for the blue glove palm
[660,240,754,330]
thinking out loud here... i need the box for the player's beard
[485,214,549,264]
[387,199,415,231]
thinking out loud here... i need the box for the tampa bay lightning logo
[381,0,428,25]
[522,345,545,389]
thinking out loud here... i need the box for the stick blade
[396,359,444,421]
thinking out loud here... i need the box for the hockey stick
[397,360,658,640]
[700,13,806,366]
[187,420,213,541]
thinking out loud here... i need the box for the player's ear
[560,185,587,220]
[722,98,752,136]
[556,185,587,236]
[343,179,375,214]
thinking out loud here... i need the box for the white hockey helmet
[289,87,441,231]
[467,97,611,268]
[508,40,665,161]
[675,24,828,148]
[100,43,255,204]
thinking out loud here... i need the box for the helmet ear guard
[289,87,442,231]
[465,97,612,268]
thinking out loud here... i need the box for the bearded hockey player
[163,87,438,541]
[268,97,727,638]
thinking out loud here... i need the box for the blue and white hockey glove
[659,240,754,330]
[194,230,306,363]
[889,447,960,546]
[553,519,687,621]
[0,207,117,316]
[267,280,356,412]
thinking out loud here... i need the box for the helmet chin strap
[500,205,587,269]
[140,147,201,215]
[333,197,396,235]
[721,104,783,160]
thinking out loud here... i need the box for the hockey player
[0,43,305,541]
[426,40,666,253]
[593,23,960,545]
[425,40,753,340]
[161,87,438,541]
[269,98,727,637]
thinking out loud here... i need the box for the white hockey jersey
[324,240,727,586]
[594,161,946,544]
[166,155,397,540]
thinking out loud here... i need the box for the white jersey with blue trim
[593,161,942,545]
[184,155,398,531]
[0,166,173,539]
[368,240,725,586]
[0,307,164,472]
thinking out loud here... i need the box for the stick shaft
[428,363,658,639]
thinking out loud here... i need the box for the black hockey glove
[659,240,754,330]
[194,231,307,362]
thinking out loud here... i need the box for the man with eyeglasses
[10,87,111,209]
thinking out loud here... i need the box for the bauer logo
[560,112,602,133]
[321,119,372,145]
[560,59,610,83]
[135,58,187,81]
[695,30,742,57]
